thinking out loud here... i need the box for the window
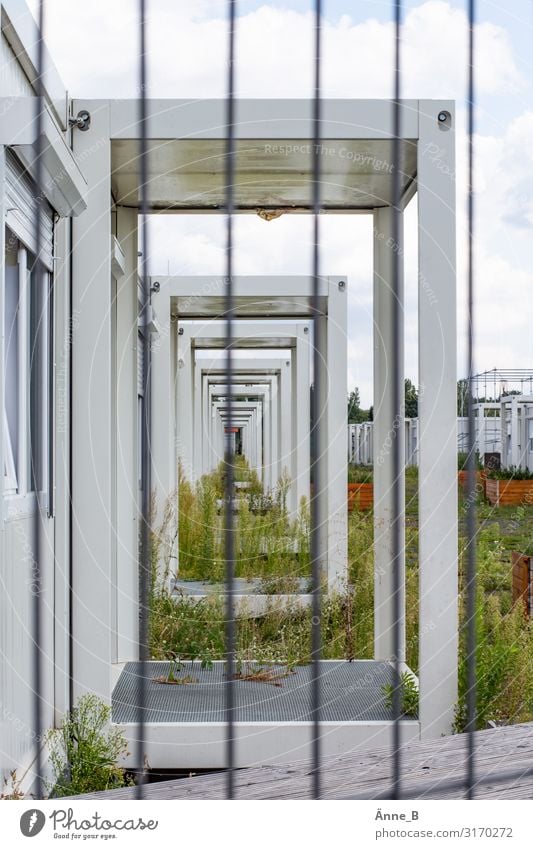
[3,228,52,508]
[4,234,19,493]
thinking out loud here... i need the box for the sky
[27,0,533,405]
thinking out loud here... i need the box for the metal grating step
[112,660,415,724]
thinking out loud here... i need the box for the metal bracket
[69,109,91,132]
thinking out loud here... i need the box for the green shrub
[347,510,374,657]
[150,592,225,667]
[46,695,131,797]
[176,469,222,582]
[455,524,533,730]
[348,465,373,483]
[196,476,219,581]
[150,462,533,734]
[176,470,199,580]
[173,463,308,583]
[458,451,483,471]
[405,525,420,672]
[150,588,359,668]
[382,671,419,717]
[486,465,533,480]
[455,599,533,731]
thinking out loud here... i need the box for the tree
[361,380,417,421]
[404,378,418,418]
[347,387,370,423]
[348,387,361,423]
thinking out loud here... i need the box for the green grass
[150,589,357,668]
[455,486,533,728]
[173,461,310,583]
[150,462,533,730]
[348,464,373,483]
[458,451,483,471]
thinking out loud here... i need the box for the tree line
[348,378,418,423]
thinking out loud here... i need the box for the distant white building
[349,404,502,466]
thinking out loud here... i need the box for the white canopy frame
[69,98,456,743]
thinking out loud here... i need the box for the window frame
[3,234,53,519]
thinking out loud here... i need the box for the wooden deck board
[70,722,533,800]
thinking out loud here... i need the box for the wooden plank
[486,479,533,506]
[347,483,373,511]
[69,722,533,800]
[512,552,529,615]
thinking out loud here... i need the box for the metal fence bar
[465,0,478,800]
[136,0,152,800]
[224,0,237,801]
[20,0,502,805]
[390,0,403,801]
[31,0,46,801]
[310,0,323,800]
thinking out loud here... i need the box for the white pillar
[474,406,481,459]
[500,401,506,466]
[326,277,348,590]
[214,406,223,466]
[149,284,179,587]
[263,389,271,490]
[280,359,292,489]
[510,396,519,467]
[71,104,113,699]
[373,206,405,662]
[241,419,249,459]
[418,101,458,738]
[292,327,310,511]
[150,284,176,505]
[255,402,263,478]
[115,206,139,662]
[202,367,211,474]
[314,313,329,586]
[193,356,203,479]
[176,325,195,481]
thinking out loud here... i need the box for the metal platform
[72,722,533,800]
[112,660,420,769]
[173,578,311,596]
[173,578,313,614]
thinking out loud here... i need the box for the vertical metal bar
[136,0,151,799]
[465,0,477,800]
[390,0,403,800]
[310,0,322,800]
[224,0,237,800]
[68,216,74,716]
[48,277,54,518]
[31,0,46,800]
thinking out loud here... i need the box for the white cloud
[34,1,523,99]
[450,111,533,381]
[28,1,532,402]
